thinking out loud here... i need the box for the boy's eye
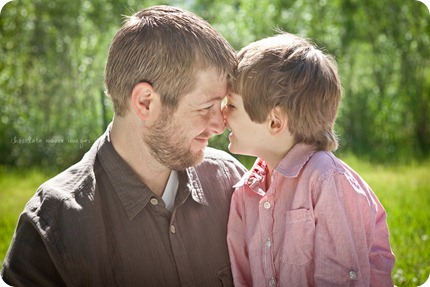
[227,103,235,109]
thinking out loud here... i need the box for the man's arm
[1,201,67,287]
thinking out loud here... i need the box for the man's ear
[268,106,289,135]
[131,82,160,120]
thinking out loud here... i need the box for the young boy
[223,33,395,287]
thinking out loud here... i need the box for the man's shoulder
[203,147,242,165]
[41,162,96,198]
[35,136,102,204]
[196,147,247,182]
[27,151,98,219]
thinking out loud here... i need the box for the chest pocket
[277,208,314,265]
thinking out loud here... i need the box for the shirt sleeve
[1,196,67,287]
[312,171,394,287]
[368,193,396,286]
[227,189,252,287]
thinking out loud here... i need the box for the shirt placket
[167,173,196,287]
[168,215,195,286]
[259,192,277,287]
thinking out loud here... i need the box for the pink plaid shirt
[227,143,395,287]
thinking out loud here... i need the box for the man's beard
[143,112,205,170]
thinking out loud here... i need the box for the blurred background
[0,0,429,286]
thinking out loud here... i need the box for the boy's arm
[227,190,252,287]
[368,194,396,286]
[312,172,394,287]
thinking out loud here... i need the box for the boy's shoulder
[306,150,370,189]
[305,150,346,175]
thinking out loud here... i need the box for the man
[1,6,246,286]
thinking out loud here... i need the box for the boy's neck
[260,141,294,175]
[262,142,295,182]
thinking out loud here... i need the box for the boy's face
[222,93,270,157]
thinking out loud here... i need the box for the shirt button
[150,198,159,205]
[263,201,271,209]
[268,278,276,287]
[170,225,176,234]
[349,270,357,280]
[265,239,272,248]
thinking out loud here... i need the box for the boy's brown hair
[105,5,236,116]
[233,33,342,151]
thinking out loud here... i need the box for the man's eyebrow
[200,96,224,104]
[210,96,225,102]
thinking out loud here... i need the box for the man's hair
[105,5,236,116]
[233,33,342,151]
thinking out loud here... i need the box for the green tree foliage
[0,0,429,170]
[202,0,430,162]
[0,0,162,169]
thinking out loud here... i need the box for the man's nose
[210,105,226,135]
[221,104,228,122]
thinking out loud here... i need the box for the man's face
[144,67,227,170]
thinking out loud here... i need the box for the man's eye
[204,105,213,110]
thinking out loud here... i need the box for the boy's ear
[130,82,161,121]
[268,106,289,135]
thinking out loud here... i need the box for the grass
[0,157,429,286]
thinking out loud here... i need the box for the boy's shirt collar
[233,159,267,194]
[274,143,317,177]
[234,143,317,191]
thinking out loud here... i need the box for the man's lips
[194,137,208,143]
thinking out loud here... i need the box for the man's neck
[110,117,171,197]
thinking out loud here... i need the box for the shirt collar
[186,167,208,205]
[274,143,317,177]
[233,159,267,193]
[235,143,317,190]
[97,125,208,220]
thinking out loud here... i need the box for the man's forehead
[187,70,228,102]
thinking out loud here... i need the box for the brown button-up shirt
[1,127,246,287]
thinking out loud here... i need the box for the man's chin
[168,149,205,170]
[191,149,205,167]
